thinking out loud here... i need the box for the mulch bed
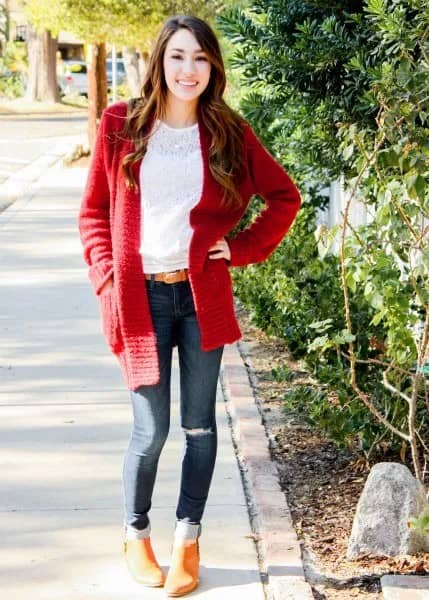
[235,302,429,599]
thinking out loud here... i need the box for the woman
[78,14,301,598]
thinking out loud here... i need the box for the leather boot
[124,537,165,587]
[164,540,200,597]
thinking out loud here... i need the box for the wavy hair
[122,15,246,208]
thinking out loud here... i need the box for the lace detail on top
[147,119,200,156]
[139,120,203,272]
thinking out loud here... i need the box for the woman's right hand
[99,277,113,295]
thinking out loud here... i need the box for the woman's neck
[162,96,199,129]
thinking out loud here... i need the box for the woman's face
[163,28,212,107]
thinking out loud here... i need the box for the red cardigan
[78,101,301,390]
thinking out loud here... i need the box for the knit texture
[78,102,301,389]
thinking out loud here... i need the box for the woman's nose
[182,58,197,74]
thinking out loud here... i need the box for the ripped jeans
[122,278,224,540]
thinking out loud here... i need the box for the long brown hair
[122,15,246,208]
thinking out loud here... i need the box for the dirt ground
[235,303,428,599]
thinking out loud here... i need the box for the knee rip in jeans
[183,427,214,436]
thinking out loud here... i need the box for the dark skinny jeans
[122,278,224,534]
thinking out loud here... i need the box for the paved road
[0,112,87,184]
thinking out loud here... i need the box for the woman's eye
[170,54,208,61]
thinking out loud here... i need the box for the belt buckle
[163,271,178,284]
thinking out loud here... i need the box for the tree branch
[339,350,415,377]
[382,370,411,405]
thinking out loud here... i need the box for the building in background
[57,31,84,61]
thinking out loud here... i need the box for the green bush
[0,71,24,98]
[221,1,429,472]
[0,41,27,99]
[231,203,412,454]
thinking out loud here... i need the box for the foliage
[220,0,429,476]
[0,39,27,72]
[282,385,365,447]
[0,41,27,98]
[0,4,8,41]
[23,0,230,47]
[270,363,294,383]
[232,203,416,454]
[110,81,131,101]
[408,509,429,535]
[0,71,23,98]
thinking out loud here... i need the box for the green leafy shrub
[221,0,429,474]
[0,71,24,98]
[0,41,27,99]
[270,364,294,383]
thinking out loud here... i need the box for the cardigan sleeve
[78,109,114,295]
[226,124,301,267]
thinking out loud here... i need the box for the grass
[0,95,88,115]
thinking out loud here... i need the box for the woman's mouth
[177,80,198,87]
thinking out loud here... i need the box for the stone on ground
[347,462,429,559]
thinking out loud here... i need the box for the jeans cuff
[125,522,151,540]
[174,520,202,541]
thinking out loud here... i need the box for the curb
[381,574,429,599]
[221,342,314,600]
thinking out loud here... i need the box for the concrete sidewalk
[0,162,267,599]
[0,134,85,213]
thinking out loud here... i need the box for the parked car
[58,60,88,96]
[58,58,127,96]
[106,58,126,87]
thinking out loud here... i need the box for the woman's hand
[208,238,231,261]
[99,277,113,295]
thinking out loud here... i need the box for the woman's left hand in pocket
[208,237,231,261]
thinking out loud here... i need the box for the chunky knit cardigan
[78,101,301,390]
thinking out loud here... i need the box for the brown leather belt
[144,269,189,284]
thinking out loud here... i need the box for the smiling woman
[78,13,301,598]
[163,29,212,116]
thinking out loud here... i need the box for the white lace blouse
[139,119,203,273]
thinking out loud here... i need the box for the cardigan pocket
[99,287,124,353]
[207,258,233,296]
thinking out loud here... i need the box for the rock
[347,462,429,558]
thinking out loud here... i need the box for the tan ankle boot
[164,540,200,597]
[124,538,165,587]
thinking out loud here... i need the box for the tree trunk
[122,47,148,98]
[87,42,107,150]
[1,1,10,50]
[25,28,59,103]
[25,28,39,100]
[139,50,149,86]
[122,46,141,97]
